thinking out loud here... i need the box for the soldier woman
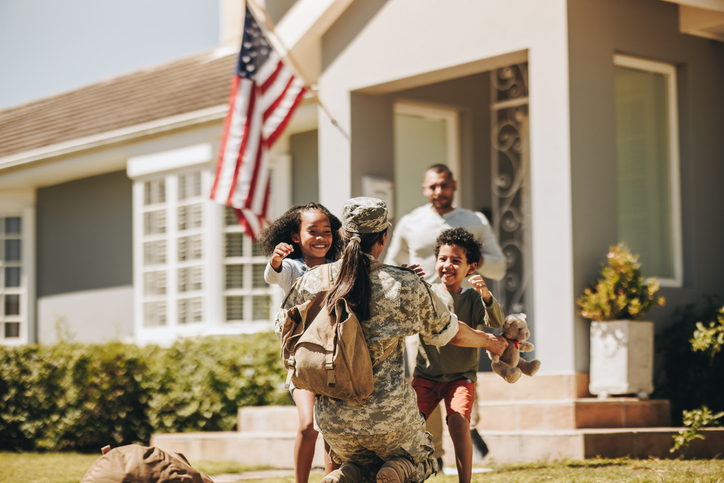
[276,197,507,483]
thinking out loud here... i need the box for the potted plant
[577,243,666,399]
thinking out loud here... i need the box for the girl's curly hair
[259,202,343,261]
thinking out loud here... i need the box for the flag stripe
[229,85,263,207]
[266,84,306,147]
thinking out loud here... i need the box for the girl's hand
[270,243,294,270]
[469,275,492,304]
[402,263,425,279]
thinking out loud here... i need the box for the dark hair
[324,229,388,321]
[259,203,343,260]
[434,227,482,266]
[426,164,455,180]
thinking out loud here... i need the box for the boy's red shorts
[411,376,475,422]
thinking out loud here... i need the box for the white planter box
[589,320,654,399]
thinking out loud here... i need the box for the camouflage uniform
[276,254,459,483]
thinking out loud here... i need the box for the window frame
[128,143,281,344]
[0,190,35,346]
[613,54,683,287]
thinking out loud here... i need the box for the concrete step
[465,427,724,463]
[150,426,724,467]
[151,430,328,468]
[477,398,671,430]
[476,372,592,401]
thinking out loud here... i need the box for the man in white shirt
[385,164,506,282]
[385,163,506,467]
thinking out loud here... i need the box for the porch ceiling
[661,0,724,41]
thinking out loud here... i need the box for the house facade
[1,0,723,382]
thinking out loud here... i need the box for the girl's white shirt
[264,257,332,296]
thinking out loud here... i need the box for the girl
[260,202,343,483]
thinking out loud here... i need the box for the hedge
[0,332,290,452]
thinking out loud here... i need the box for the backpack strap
[319,263,333,292]
[371,340,397,369]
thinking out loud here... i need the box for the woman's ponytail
[324,229,386,320]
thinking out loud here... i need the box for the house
[2,0,724,385]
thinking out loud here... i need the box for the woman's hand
[402,263,425,279]
[270,242,294,270]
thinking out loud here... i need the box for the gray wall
[290,130,320,205]
[568,0,724,364]
[36,170,133,297]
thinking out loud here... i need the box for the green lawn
[2,452,723,483]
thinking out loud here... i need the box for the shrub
[0,332,290,452]
[654,296,724,425]
[577,243,665,321]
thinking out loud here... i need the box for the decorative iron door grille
[490,63,530,316]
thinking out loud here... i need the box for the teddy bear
[487,313,541,384]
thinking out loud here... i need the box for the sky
[0,0,220,110]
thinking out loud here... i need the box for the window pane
[225,265,244,289]
[4,322,20,338]
[144,179,166,205]
[178,298,202,324]
[178,172,202,200]
[225,233,244,257]
[4,240,20,262]
[178,203,203,231]
[144,240,167,265]
[615,66,674,278]
[4,294,20,316]
[144,271,167,296]
[252,264,268,289]
[144,301,167,327]
[178,266,203,292]
[178,235,203,261]
[252,295,272,320]
[226,296,244,321]
[5,217,21,234]
[144,210,167,235]
[225,206,238,226]
[252,241,264,257]
[5,267,20,287]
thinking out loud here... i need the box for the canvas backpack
[280,261,395,404]
[80,444,213,483]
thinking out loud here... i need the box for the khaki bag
[280,261,395,404]
[80,444,213,483]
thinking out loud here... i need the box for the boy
[410,227,504,483]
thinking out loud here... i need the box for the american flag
[211,6,306,241]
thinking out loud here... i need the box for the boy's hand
[469,275,492,303]
[402,263,425,279]
[270,242,294,270]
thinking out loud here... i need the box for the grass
[2,453,723,483]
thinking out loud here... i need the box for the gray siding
[291,130,320,205]
[568,0,724,351]
[37,170,133,297]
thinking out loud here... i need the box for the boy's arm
[484,294,505,329]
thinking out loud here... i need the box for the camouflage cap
[341,197,392,234]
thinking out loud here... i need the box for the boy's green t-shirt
[413,283,505,383]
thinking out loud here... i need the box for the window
[129,143,279,343]
[138,170,207,328]
[1,216,23,341]
[223,207,274,323]
[614,55,682,286]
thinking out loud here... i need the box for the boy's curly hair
[259,202,343,261]
[434,227,483,265]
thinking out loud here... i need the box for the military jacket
[276,255,458,435]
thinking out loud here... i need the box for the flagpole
[245,0,350,141]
